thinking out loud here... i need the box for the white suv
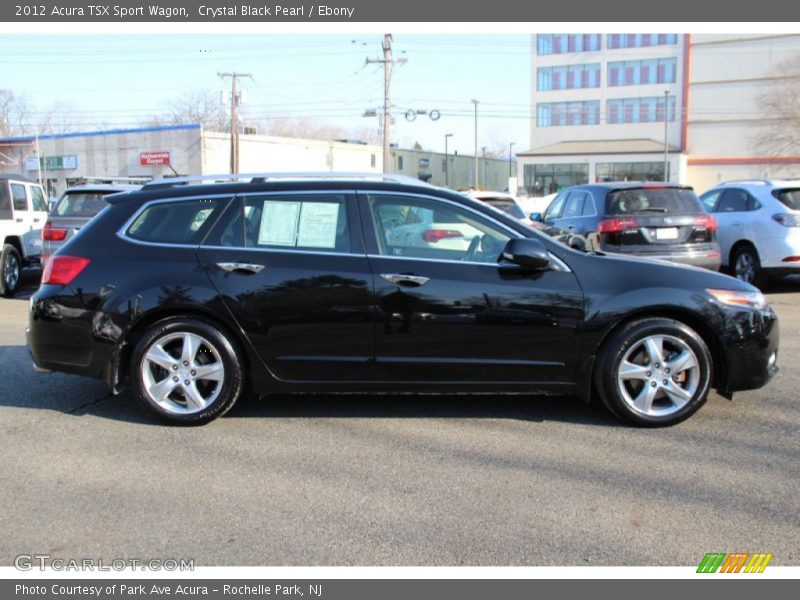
[699,179,800,287]
[0,175,49,296]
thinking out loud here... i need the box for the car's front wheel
[595,318,712,427]
[131,317,245,425]
[0,244,21,298]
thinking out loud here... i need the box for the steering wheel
[463,235,481,261]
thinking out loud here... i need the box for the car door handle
[381,273,430,286]
[216,262,265,274]
[33,218,40,223]
[15,218,23,223]
[731,222,742,226]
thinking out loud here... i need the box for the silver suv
[0,175,48,296]
[699,179,800,287]
[43,182,142,267]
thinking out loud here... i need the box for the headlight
[707,288,767,310]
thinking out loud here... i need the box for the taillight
[42,256,90,286]
[694,214,717,232]
[597,217,638,234]
[781,256,800,262]
[421,229,464,243]
[772,213,800,227]
[42,221,68,241]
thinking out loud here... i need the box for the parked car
[42,183,142,267]
[466,191,541,229]
[532,182,721,271]
[27,173,778,427]
[0,175,49,297]
[699,179,800,287]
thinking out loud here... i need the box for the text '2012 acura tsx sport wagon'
[27,173,779,426]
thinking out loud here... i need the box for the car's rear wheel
[1,244,21,298]
[731,245,768,288]
[131,317,244,425]
[595,318,712,426]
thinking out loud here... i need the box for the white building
[519,33,800,195]
[0,124,509,196]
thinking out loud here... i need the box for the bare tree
[145,89,230,132]
[263,116,381,144]
[0,90,33,137]
[753,57,800,158]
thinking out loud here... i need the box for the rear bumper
[601,246,722,271]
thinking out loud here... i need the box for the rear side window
[562,192,587,218]
[607,188,701,215]
[773,188,800,211]
[717,189,751,212]
[30,185,47,212]
[10,184,27,212]
[209,194,351,253]
[127,198,226,245]
[0,184,11,220]
[55,191,114,217]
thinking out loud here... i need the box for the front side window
[127,197,226,245]
[211,194,351,253]
[544,192,568,220]
[10,184,28,212]
[0,184,11,220]
[699,190,723,212]
[368,195,511,263]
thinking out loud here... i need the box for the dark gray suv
[534,182,721,271]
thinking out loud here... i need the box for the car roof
[467,190,517,201]
[714,179,800,190]
[575,181,692,191]
[0,174,39,184]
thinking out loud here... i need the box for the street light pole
[444,133,453,188]
[663,89,670,182]
[471,99,479,189]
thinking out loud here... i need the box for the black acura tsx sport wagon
[27,173,779,426]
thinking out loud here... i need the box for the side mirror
[530,212,543,222]
[501,238,550,270]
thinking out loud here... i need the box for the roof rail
[719,179,773,186]
[141,172,434,191]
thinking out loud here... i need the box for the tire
[0,244,22,298]
[130,317,245,425]
[595,318,712,427]
[731,245,769,289]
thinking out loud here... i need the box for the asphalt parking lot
[1,268,798,567]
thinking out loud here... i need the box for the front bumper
[719,306,780,393]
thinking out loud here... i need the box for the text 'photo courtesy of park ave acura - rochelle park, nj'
[0,20,798,589]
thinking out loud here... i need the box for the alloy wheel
[735,251,756,284]
[616,334,700,418]
[140,332,225,415]
[4,252,19,290]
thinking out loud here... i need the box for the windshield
[607,188,701,215]
[54,191,115,217]
[773,188,800,211]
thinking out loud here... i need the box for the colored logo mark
[697,552,773,573]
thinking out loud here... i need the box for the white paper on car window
[258,201,300,246]
[297,202,339,248]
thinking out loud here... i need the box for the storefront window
[595,162,669,182]
[523,163,590,196]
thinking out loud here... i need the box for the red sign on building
[140,151,170,166]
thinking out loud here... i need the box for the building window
[371,154,376,168]
[596,162,669,182]
[537,34,601,55]
[606,96,676,124]
[537,101,600,127]
[607,58,677,86]
[397,156,404,170]
[538,64,600,91]
[607,34,677,49]
[523,163,590,196]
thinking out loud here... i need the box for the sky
[1,34,532,157]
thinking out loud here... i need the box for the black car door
[359,190,585,385]
[197,190,376,382]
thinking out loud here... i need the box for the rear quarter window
[127,198,226,245]
[773,188,800,211]
[0,184,11,220]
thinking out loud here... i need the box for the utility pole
[444,133,453,187]
[663,89,670,182]
[509,142,516,179]
[482,146,487,190]
[471,99,479,189]
[218,71,251,174]
[367,34,407,174]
